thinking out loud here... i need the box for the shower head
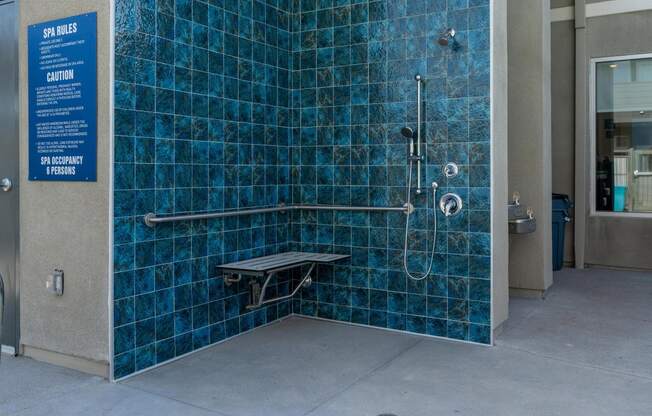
[438,28,456,46]
[400,127,414,139]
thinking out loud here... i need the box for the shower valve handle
[439,193,463,217]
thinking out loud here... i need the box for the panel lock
[46,269,64,296]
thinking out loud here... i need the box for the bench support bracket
[246,262,315,310]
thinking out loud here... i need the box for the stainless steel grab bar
[247,262,316,310]
[144,204,412,227]
[293,204,408,213]
[634,170,652,177]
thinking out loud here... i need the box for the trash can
[552,194,572,271]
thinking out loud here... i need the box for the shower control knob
[443,163,459,178]
[439,193,463,217]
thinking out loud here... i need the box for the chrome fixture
[1,178,12,192]
[401,75,425,193]
[438,28,457,46]
[246,262,314,309]
[403,182,439,281]
[144,204,413,227]
[415,75,424,193]
[508,192,537,234]
[400,127,414,138]
[400,126,415,159]
[401,74,439,281]
[508,191,525,219]
[439,193,463,217]
[509,209,537,234]
[443,163,459,178]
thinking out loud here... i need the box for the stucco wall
[551,20,575,264]
[507,0,553,292]
[492,0,510,330]
[19,0,111,372]
[550,7,652,269]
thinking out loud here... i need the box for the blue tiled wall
[113,0,491,379]
[288,0,492,343]
[113,0,295,378]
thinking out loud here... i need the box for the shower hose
[403,159,438,281]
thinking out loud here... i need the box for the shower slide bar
[144,203,413,227]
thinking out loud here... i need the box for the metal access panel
[0,0,20,354]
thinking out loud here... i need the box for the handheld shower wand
[401,127,415,158]
[401,74,438,281]
[403,179,438,281]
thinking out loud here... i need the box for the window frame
[589,53,652,218]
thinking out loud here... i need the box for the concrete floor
[2,268,652,416]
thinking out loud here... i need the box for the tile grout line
[301,338,426,416]
[496,343,652,382]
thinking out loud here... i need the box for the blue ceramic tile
[114,324,135,355]
[427,317,447,337]
[135,292,156,321]
[135,344,156,370]
[469,278,489,302]
[135,267,155,294]
[175,332,193,356]
[156,337,175,363]
[447,320,468,340]
[135,317,156,347]
[114,350,135,378]
[469,300,490,325]
[469,323,490,343]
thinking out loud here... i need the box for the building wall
[289,0,492,343]
[507,0,553,293]
[584,10,652,269]
[18,0,111,375]
[491,0,509,331]
[551,19,575,264]
[550,3,652,269]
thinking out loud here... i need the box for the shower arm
[415,75,423,194]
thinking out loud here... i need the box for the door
[0,0,20,354]
[632,149,652,211]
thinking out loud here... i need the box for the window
[594,56,652,213]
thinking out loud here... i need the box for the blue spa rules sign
[28,13,97,181]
